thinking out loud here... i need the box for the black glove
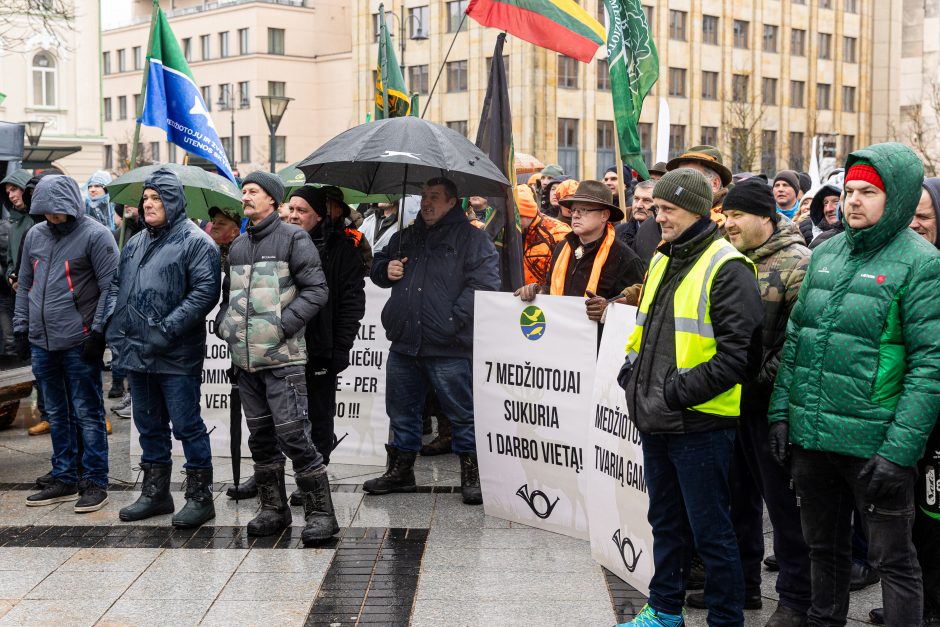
[80,331,107,365]
[769,421,790,466]
[14,332,30,361]
[858,454,912,501]
[331,353,350,375]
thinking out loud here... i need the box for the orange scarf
[550,224,615,296]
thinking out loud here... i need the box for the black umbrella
[296,116,511,197]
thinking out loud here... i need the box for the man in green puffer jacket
[768,143,940,627]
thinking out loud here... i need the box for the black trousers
[306,363,338,466]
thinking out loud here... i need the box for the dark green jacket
[768,143,940,467]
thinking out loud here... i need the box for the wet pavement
[0,376,880,626]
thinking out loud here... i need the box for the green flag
[0,92,6,106]
[603,0,658,179]
[374,4,410,119]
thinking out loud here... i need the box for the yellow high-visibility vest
[625,238,756,417]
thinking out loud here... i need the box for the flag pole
[379,3,389,120]
[121,0,159,250]
[613,132,629,223]
[421,12,467,118]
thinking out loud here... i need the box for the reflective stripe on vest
[625,238,756,417]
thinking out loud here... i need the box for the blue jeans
[127,371,212,470]
[641,428,744,626]
[386,352,475,454]
[31,344,108,488]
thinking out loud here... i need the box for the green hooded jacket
[768,143,940,467]
[1,169,34,280]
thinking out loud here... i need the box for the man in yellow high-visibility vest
[616,168,763,627]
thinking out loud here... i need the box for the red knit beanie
[845,159,885,192]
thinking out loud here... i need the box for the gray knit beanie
[242,170,285,205]
[652,168,713,217]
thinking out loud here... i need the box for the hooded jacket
[371,205,500,359]
[101,168,221,376]
[923,178,940,248]
[84,170,115,230]
[769,144,940,467]
[522,212,571,286]
[540,176,571,218]
[2,169,35,280]
[13,176,118,351]
[803,183,843,247]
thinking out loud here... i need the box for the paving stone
[201,600,312,626]
[0,570,49,600]
[0,598,113,626]
[218,572,324,601]
[58,547,162,572]
[25,569,139,603]
[97,598,212,626]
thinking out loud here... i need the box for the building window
[845,0,857,13]
[790,80,805,108]
[761,130,777,175]
[668,67,686,97]
[701,71,719,100]
[167,142,177,163]
[642,5,653,30]
[103,97,112,121]
[409,6,429,38]
[447,1,468,32]
[218,83,232,108]
[371,13,386,41]
[268,81,285,97]
[116,48,126,72]
[732,74,749,102]
[669,10,687,41]
[791,29,806,56]
[408,65,429,94]
[841,135,855,159]
[238,81,250,107]
[117,143,128,165]
[763,25,779,52]
[596,58,610,90]
[104,145,113,170]
[558,118,579,178]
[702,15,719,45]
[819,0,831,8]
[102,51,111,75]
[816,83,831,109]
[842,86,856,112]
[446,60,468,92]
[200,34,210,60]
[762,77,778,105]
[118,95,127,120]
[789,132,804,170]
[731,128,749,172]
[238,28,249,54]
[239,136,251,164]
[668,125,686,159]
[843,36,857,63]
[817,33,832,59]
[133,46,142,70]
[219,32,230,58]
[701,126,718,146]
[639,122,652,164]
[558,56,579,89]
[220,137,232,161]
[182,38,192,62]
[596,120,615,178]
[486,55,509,79]
[150,141,160,162]
[793,0,806,4]
[134,94,141,115]
[267,28,285,55]
[274,136,286,163]
[733,20,749,48]
[446,121,468,137]
[201,85,212,110]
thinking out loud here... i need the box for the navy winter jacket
[13,176,118,351]
[100,168,221,376]
[371,206,500,359]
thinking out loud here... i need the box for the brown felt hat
[666,145,733,187]
[557,179,624,222]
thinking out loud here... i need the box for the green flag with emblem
[374,4,410,119]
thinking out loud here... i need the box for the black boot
[362,444,417,495]
[225,474,258,500]
[119,462,175,521]
[296,466,339,545]
[172,468,216,528]
[246,463,291,536]
[421,415,453,456]
[459,452,482,505]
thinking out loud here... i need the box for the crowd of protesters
[3,135,940,626]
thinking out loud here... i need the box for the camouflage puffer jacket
[216,211,328,372]
[739,219,810,416]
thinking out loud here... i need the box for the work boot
[108,379,125,398]
[172,468,215,528]
[868,608,884,625]
[295,465,340,545]
[849,562,880,591]
[686,555,706,590]
[105,418,112,435]
[362,444,417,495]
[763,554,779,571]
[421,415,453,456]
[226,474,258,500]
[766,604,808,627]
[459,452,482,505]
[27,420,50,436]
[246,463,291,536]
[119,462,175,521]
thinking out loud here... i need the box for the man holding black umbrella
[366,177,500,505]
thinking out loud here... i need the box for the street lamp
[22,120,46,147]
[379,9,428,77]
[257,95,293,173]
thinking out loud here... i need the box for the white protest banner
[473,292,597,539]
[330,280,391,466]
[585,303,653,595]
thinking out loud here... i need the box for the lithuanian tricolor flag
[467,0,605,63]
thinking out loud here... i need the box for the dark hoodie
[12,176,118,351]
[2,169,35,280]
[101,167,221,376]
[540,176,571,218]
[922,178,940,248]
[804,183,843,247]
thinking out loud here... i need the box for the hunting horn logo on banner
[612,529,643,573]
[516,484,559,519]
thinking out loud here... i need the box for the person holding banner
[516,184,570,287]
[366,177,499,506]
[616,168,763,627]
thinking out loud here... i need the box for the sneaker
[113,397,133,419]
[107,379,125,398]
[112,392,131,412]
[26,479,78,506]
[75,484,109,513]
[617,604,684,627]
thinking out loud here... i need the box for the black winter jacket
[632,217,662,267]
[620,219,763,434]
[371,206,500,359]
